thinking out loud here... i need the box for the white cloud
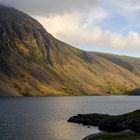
[107,0,140,17]
[34,9,140,52]
[34,12,81,37]
[81,8,109,28]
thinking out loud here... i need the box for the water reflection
[45,120,99,140]
[0,96,140,140]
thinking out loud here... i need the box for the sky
[0,0,140,57]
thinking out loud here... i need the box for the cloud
[34,11,140,52]
[0,0,99,16]
[107,0,140,17]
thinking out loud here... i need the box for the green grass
[60,86,78,95]
[89,133,140,140]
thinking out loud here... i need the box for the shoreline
[68,109,140,140]
[82,133,99,140]
[82,131,136,140]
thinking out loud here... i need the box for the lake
[0,96,140,140]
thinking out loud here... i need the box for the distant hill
[0,5,140,96]
[129,88,140,95]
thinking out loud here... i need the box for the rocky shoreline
[68,109,140,139]
[68,109,140,132]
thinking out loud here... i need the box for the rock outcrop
[68,109,140,133]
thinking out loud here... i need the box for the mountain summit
[0,5,140,96]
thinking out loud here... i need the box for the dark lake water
[0,96,140,140]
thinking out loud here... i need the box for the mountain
[0,5,140,96]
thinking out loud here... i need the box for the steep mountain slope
[0,5,140,96]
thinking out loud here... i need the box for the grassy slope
[0,5,140,96]
[94,52,140,77]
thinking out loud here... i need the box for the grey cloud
[0,0,99,16]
